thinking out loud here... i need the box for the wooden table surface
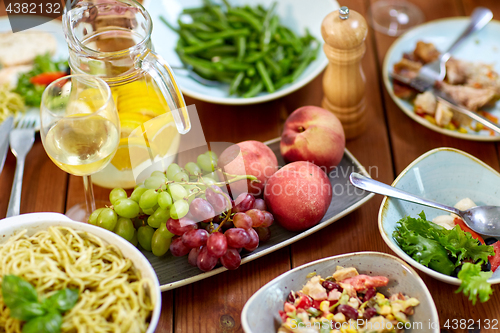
[1,0,500,332]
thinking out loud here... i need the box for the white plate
[0,16,69,130]
[383,18,500,141]
[145,0,338,105]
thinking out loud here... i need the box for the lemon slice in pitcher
[111,137,159,171]
[113,80,167,117]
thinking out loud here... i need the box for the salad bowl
[378,148,500,285]
[241,251,439,333]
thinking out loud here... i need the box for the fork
[6,115,37,217]
[412,7,493,92]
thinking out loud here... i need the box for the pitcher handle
[135,50,191,135]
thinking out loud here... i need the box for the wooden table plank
[371,0,500,330]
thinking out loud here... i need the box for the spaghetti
[0,226,154,333]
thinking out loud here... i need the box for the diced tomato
[295,295,312,310]
[278,310,288,323]
[30,72,66,86]
[341,274,389,291]
[312,299,322,309]
[488,241,500,272]
[454,217,485,244]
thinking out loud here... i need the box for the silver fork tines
[6,115,37,217]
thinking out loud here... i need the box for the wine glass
[40,75,120,222]
[368,0,424,36]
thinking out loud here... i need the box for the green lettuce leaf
[438,226,494,263]
[456,262,493,305]
[394,227,455,275]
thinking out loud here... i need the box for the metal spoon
[349,172,500,237]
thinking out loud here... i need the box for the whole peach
[281,106,345,171]
[218,140,278,197]
[264,161,332,231]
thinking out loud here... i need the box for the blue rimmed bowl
[378,147,500,285]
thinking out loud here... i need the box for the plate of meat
[383,18,500,141]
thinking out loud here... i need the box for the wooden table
[1,0,500,332]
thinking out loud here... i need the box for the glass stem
[83,175,96,216]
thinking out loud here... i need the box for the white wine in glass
[40,75,120,221]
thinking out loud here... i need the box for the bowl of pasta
[0,212,161,333]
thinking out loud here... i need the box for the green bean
[219,58,251,71]
[263,56,281,77]
[203,46,238,59]
[242,77,252,90]
[178,21,213,32]
[263,3,277,26]
[243,80,263,98]
[195,28,250,41]
[256,61,275,93]
[244,51,267,63]
[179,55,218,78]
[180,30,201,45]
[202,20,227,31]
[278,57,292,74]
[229,72,245,95]
[159,16,178,33]
[279,27,302,54]
[261,4,277,52]
[274,75,292,89]
[182,39,224,54]
[244,5,265,19]
[248,41,259,50]
[291,44,320,81]
[227,8,263,31]
[182,7,206,14]
[257,5,267,15]
[209,6,229,28]
[237,36,246,61]
[246,67,256,77]
[213,73,234,83]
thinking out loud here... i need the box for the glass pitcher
[62,0,191,189]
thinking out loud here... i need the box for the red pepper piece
[30,72,67,86]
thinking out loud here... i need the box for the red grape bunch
[169,192,274,271]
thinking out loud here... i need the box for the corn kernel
[445,123,456,131]
[458,127,468,134]
[320,301,330,313]
[386,314,394,321]
[424,115,437,125]
[326,313,334,320]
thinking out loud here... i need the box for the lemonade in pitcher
[63,0,190,188]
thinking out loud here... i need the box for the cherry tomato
[488,241,500,272]
[454,217,485,244]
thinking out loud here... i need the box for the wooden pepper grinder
[321,6,368,139]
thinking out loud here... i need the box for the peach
[264,161,332,231]
[281,106,345,171]
[218,140,278,197]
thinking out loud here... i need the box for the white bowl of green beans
[146,0,339,104]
